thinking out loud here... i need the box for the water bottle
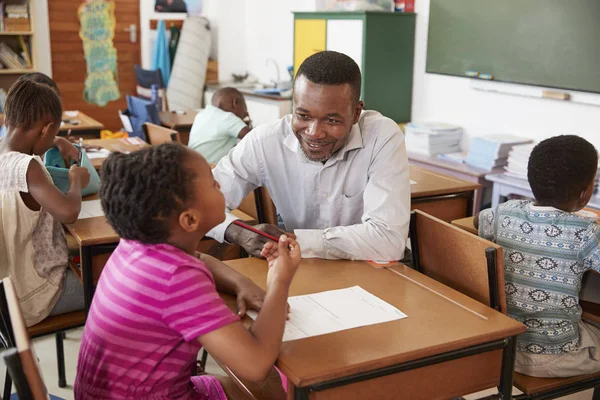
[151,84,161,112]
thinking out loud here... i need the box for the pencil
[78,138,83,166]
[233,220,280,242]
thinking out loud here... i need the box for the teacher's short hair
[296,51,362,104]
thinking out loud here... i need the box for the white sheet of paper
[86,149,111,159]
[247,286,406,342]
[78,200,104,219]
[410,180,417,185]
[119,110,133,133]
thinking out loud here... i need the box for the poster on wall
[155,0,202,15]
[78,0,121,107]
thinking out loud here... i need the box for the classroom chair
[0,277,54,399]
[411,210,600,399]
[409,210,505,313]
[142,122,181,145]
[134,65,169,111]
[0,273,85,397]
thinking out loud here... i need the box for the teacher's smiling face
[292,75,363,163]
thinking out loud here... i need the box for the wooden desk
[409,152,502,214]
[84,138,149,170]
[60,111,104,139]
[451,216,478,235]
[159,109,200,146]
[410,166,481,221]
[223,258,524,399]
[65,198,256,313]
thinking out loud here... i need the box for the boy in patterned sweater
[476,135,600,377]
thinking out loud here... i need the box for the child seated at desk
[0,79,89,326]
[75,143,299,399]
[476,135,600,378]
[188,87,251,164]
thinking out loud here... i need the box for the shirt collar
[283,118,364,164]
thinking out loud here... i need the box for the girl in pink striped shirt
[75,143,300,399]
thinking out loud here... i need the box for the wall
[412,0,600,148]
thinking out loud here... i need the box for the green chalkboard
[426,0,600,94]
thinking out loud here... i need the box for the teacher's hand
[224,222,296,258]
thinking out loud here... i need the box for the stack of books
[0,42,28,69]
[405,122,463,156]
[4,3,29,32]
[465,134,532,170]
[504,143,536,180]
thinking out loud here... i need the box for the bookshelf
[0,0,35,90]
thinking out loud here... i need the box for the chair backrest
[1,277,48,399]
[125,96,161,141]
[410,210,507,313]
[143,123,181,145]
[134,64,168,111]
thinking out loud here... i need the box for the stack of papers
[405,123,463,156]
[247,286,407,342]
[78,200,104,220]
[504,143,536,181]
[465,134,532,171]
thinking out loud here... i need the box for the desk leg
[498,336,517,399]
[491,183,501,208]
[294,387,309,400]
[81,246,94,315]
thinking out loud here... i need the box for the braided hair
[100,143,198,243]
[4,79,62,130]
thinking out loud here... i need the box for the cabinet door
[294,19,326,75]
[326,20,364,72]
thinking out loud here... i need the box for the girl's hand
[54,136,79,166]
[262,235,301,289]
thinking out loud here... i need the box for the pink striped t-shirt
[74,240,239,399]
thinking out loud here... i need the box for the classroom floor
[0,329,594,400]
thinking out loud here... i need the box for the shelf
[0,31,33,35]
[0,69,34,74]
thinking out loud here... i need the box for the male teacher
[208,51,410,261]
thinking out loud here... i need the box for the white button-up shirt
[207,110,410,261]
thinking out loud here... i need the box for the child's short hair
[4,79,62,130]
[528,135,598,205]
[100,143,198,243]
[16,72,60,96]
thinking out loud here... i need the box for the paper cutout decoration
[78,0,121,107]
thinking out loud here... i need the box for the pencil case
[44,144,101,196]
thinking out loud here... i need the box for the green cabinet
[294,12,416,123]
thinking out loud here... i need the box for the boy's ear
[580,182,595,207]
[178,209,200,233]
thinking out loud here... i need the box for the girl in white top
[0,79,90,326]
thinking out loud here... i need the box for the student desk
[159,109,200,146]
[221,258,524,399]
[84,138,149,170]
[408,152,502,214]
[487,173,600,209]
[410,166,481,221]
[64,199,256,313]
[59,111,104,139]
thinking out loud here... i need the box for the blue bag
[44,144,101,196]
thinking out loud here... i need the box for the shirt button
[322,193,327,198]
[324,224,329,228]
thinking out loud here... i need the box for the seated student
[0,72,61,139]
[476,135,600,378]
[188,87,251,164]
[75,143,300,399]
[0,79,89,326]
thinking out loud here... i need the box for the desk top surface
[159,110,200,130]
[84,138,149,170]
[61,111,104,132]
[224,258,524,387]
[410,166,481,198]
